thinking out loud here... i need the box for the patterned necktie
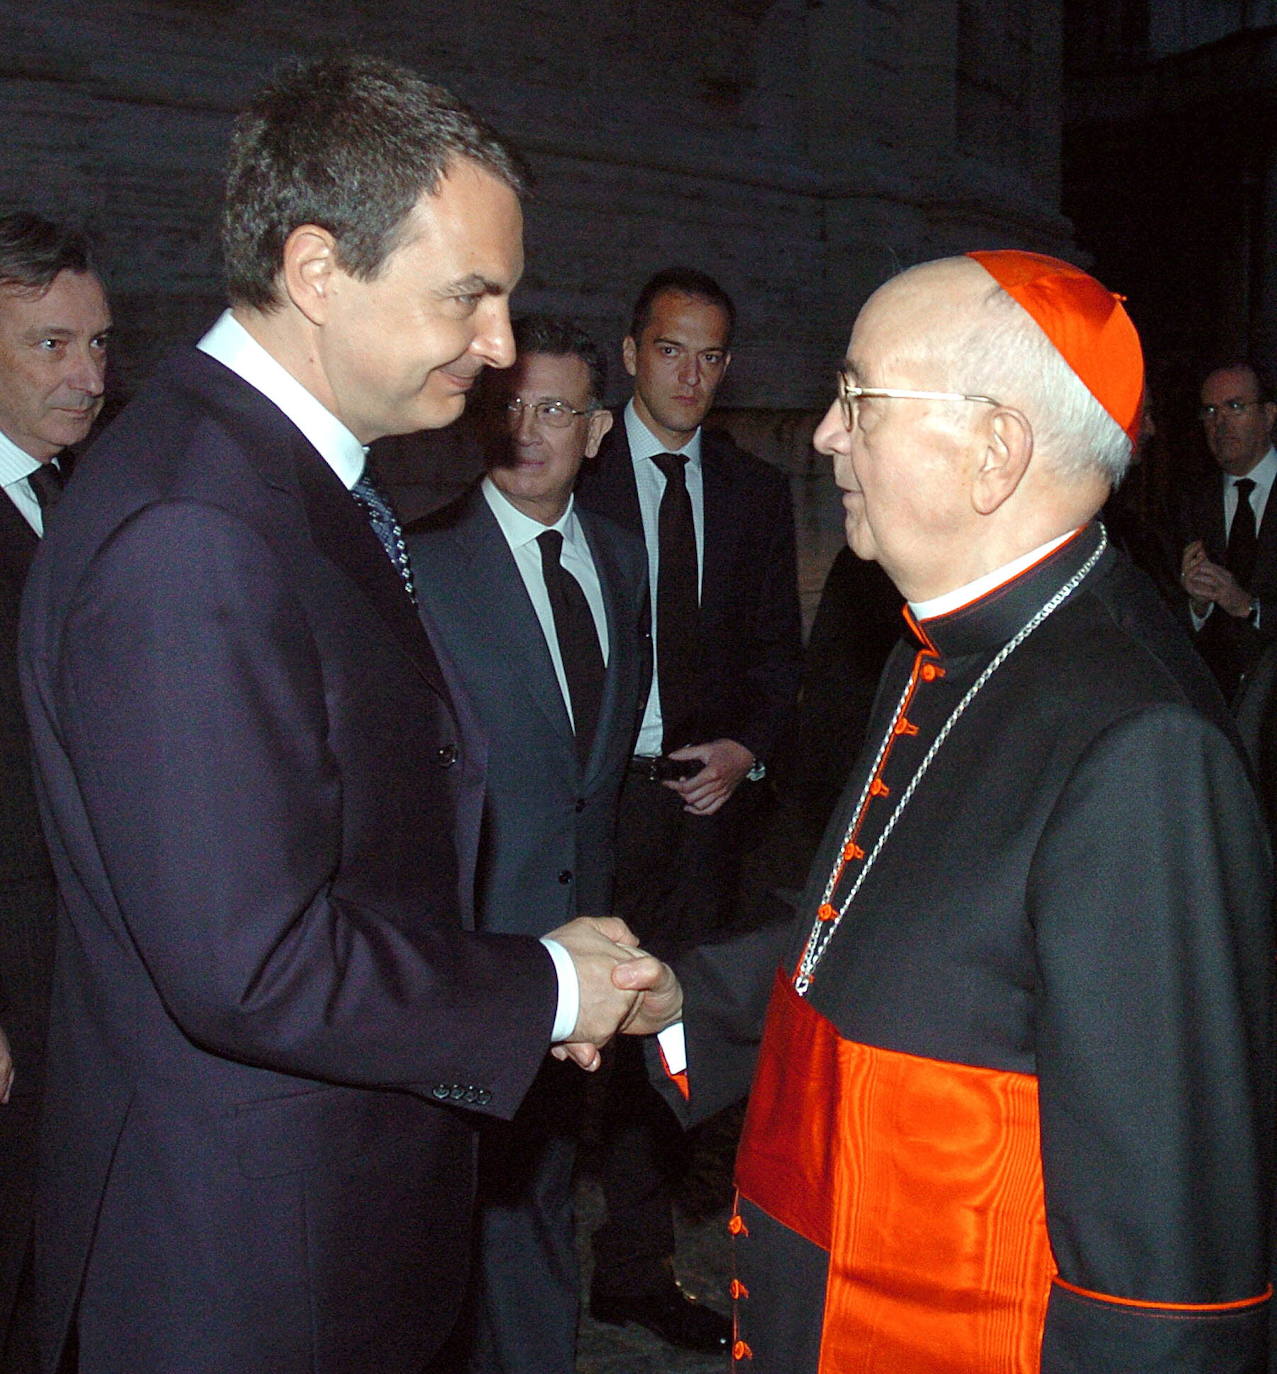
[28,460,65,517]
[1227,477,1258,589]
[351,467,416,603]
[538,529,604,770]
[651,451,699,752]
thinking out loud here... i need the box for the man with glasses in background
[628,251,1274,1372]
[408,314,648,1374]
[1181,359,1277,696]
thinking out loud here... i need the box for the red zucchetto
[967,249,1143,444]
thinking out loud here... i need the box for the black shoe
[589,1278,731,1353]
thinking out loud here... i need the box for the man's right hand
[546,916,647,1070]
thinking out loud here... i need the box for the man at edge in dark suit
[575,267,801,1352]
[410,314,650,1373]
[0,212,110,1374]
[18,56,672,1374]
[1181,359,1277,699]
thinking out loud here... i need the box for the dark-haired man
[0,211,109,1372]
[19,57,668,1374]
[1181,360,1277,696]
[575,268,800,1351]
[410,315,648,1374]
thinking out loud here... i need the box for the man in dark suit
[1181,359,1277,698]
[574,268,801,1351]
[18,57,668,1374]
[409,314,649,1374]
[0,212,110,1372]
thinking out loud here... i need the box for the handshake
[544,916,684,1071]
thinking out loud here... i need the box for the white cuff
[539,937,580,1043]
[656,1022,687,1075]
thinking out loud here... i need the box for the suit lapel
[583,420,644,536]
[449,493,575,745]
[578,509,637,787]
[0,491,38,584]
[699,434,735,630]
[183,351,444,696]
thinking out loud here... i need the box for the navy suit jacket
[407,486,648,933]
[18,349,557,1374]
[574,417,801,763]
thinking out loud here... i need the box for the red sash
[735,970,1054,1373]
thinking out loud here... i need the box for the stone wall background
[2,0,1075,611]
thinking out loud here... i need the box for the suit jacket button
[436,743,459,768]
[431,1084,450,1101]
[558,869,573,884]
[476,1090,492,1106]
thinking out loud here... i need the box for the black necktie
[651,451,699,752]
[351,466,416,603]
[1227,477,1258,589]
[28,460,65,518]
[538,530,604,769]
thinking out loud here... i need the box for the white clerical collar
[0,427,45,487]
[197,310,366,490]
[481,474,581,550]
[910,529,1079,621]
[623,398,702,468]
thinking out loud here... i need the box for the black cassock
[669,523,1274,1373]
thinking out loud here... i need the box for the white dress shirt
[197,311,581,1040]
[197,310,366,488]
[481,476,610,728]
[0,428,55,536]
[624,400,705,755]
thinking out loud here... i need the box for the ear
[1263,401,1277,435]
[971,407,1033,516]
[621,335,637,379]
[280,225,340,327]
[720,350,733,377]
[584,408,614,459]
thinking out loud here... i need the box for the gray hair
[0,212,95,294]
[938,278,1131,485]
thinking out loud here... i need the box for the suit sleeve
[1029,705,1273,1370]
[51,500,555,1116]
[646,907,797,1126]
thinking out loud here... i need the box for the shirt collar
[1227,446,1277,495]
[197,310,366,490]
[905,523,1106,659]
[623,398,702,468]
[481,474,581,550]
[0,427,46,489]
[909,529,1077,622]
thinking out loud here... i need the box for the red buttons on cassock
[733,1339,753,1360]
[728,1213,749,1236]
[730,1279,749,1299]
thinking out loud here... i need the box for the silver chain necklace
[794,533,1107,996]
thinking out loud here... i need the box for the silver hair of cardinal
[794,531,1109,996]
